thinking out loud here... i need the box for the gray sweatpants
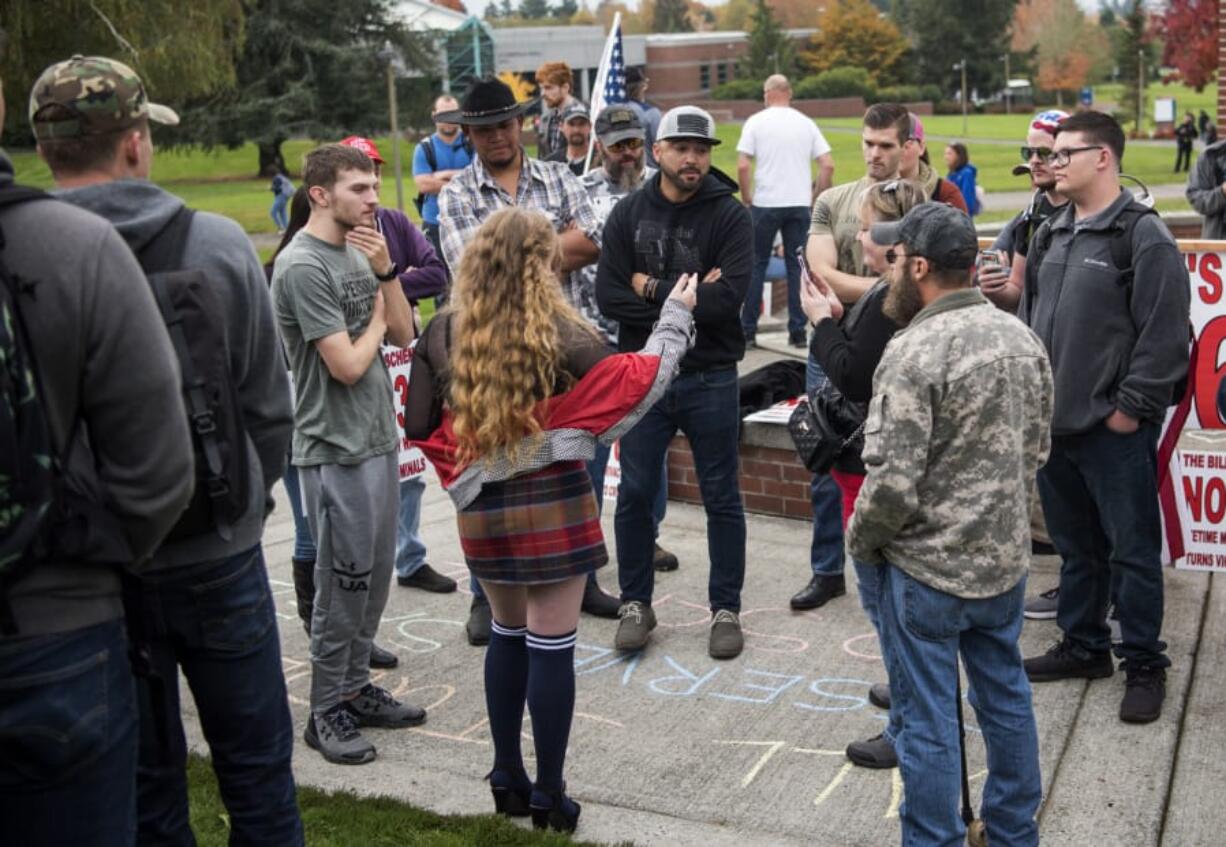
[299,451,397,716]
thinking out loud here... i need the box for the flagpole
[584,12,621,175]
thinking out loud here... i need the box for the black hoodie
[596,167,751,371]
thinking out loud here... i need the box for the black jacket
[1187,138,1226,238]
[596,167,751,371]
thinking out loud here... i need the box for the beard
[606,151,646,191]
[659,159,705,195]
[883,263,925,326]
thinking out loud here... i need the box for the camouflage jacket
[845,288,1054,599]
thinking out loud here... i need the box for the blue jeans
[806,354,845,577]
[615,368,746,612]
[283,462,318,562]
[1038,421,1170,669]
[853,559,902,743]
[587,441,668,525]
[0,619,138,846]
[270,194,289,231]
[394,476,428,579]
[878,565,1040,847]
[132,546,303,845]
[743,205,811,338]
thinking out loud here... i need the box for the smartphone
[795,246,815,285]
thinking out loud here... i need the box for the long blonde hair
[447,207,597,465]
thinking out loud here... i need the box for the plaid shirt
[438,150,602,275]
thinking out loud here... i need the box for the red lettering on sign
[394,374,409,429]
[1194,315,1226,430]
[1184,474,1226,524]
[1198,253,1223,305]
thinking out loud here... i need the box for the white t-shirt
[736,106,832,208]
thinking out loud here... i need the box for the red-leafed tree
[1158,0,1218,91]
[433,0,468,11]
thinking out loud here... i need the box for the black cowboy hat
[434,77,538,126]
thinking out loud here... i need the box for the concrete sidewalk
[181,456,1222,845]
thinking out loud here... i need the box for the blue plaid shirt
[438,150,602,275]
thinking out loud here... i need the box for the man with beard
[847,203,1052,846]
[272,143,426,765]
[412,94,473,286]
[535,61,582,162]
[789,103,910,619]
[980,110,1069,314]
[546,101,593,176]
[596,106,752,659]
[438,78,618,635]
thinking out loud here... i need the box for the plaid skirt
[457,460,608,584]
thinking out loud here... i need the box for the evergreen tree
[900,0,1018,98]
[1116,0,1157,130]
[519,0,552,19]
[555,0,580,19]
[740,0,795,78]
[653,0,693,33]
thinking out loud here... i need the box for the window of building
[717,63,729,86]
[700,64,711,91]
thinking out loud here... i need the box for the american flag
[584,13,626,172]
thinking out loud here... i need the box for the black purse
[787,380,866,474]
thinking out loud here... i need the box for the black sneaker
[397,563,458,593]
[868,682,890,710]
[1024,638,1114,682]
[790,573,845,610]
[466,596,492,646]
[846,733,898,769]
[345,683,427,728]
[1120,666,1166,724]
[788,332,807,348]
[305,705,376,765]
[580,577,621,619]
[1023,586,1059,620]
[368,642,399,669]
[652,543,680,572]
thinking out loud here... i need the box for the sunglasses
[1020,145,1054,162]
[607,137,644,153]
[884,248,924,265]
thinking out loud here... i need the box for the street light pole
[386,60,404,214]
[1003,53,1011,115]
[960,59,968,136]
[1136,48,1145,137]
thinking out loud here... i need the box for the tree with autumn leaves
[1157,0,1218,92]
[1012,0,1110,106]
[799,0,908,85]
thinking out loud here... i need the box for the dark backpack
[0,184,133,633]
[414,135,473,216]
[136,208,250,543]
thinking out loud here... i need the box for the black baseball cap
[870,203,978,270]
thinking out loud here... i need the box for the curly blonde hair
[447,208,597,466]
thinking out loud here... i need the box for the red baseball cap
[339,135,385,165]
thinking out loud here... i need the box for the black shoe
[368,642,399,669]
[530,785,581,833]
[790,573,845,610]
[788,332,807,348]
[868,682,891,710]
[581,578,621,619]
[1024,638,1114,682]
[397,563,458,593]
[652,543,679,572]
[488,769,532,817]
[466,597,492,646]
[291,558,315,635]
[1120,665,1166,724]
[1031,539,1058,556]
[846,733,898,769]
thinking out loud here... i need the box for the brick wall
[667,437,813,521]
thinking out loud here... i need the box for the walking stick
[956,673,989,847]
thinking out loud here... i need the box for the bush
[794,67,876,101]
[710,78,764,100]
[869,84,944,105]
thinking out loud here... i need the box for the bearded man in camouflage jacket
[843,203,1053,847]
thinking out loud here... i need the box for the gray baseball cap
[594,105,644,146]
[560,101,590,124]
[656,105,721,146]
[870,203,977,270]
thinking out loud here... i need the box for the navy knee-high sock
[485,620,529,780]
[526,629,577,793]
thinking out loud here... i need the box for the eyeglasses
[1020,145,1054,162]
[607,137,643,153]
[884,248,926,265]
[1047,145,1105,167]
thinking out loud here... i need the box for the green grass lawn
[186,754,609,846]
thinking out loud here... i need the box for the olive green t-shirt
[809,174,874,276]
[271,230,396,466]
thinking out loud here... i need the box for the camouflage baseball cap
[594,105,644,146]
[870,202,978,270]
[28,55,179,141]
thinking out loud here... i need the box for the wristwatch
[374,263,399,282]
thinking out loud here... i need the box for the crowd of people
[0,45,1193,847]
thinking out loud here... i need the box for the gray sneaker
[305,704,376,765]
[709,609,744,659]
[846,733,898,769]
[614,601,656,652]
[1023,586,1059,620]
[345,683,427,728]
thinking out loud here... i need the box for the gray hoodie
[1,154,194,636]
[1022,190,1190,435]
[56,179,292,570]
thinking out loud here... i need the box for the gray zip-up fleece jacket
[57,179,292,570]
[1,155,193,636]
[1021,190,1190,435]
[1186,138,1226,238]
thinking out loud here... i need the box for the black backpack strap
[137,208,235,542]
[1021,217,1055,324]
[422,137,437,171]
[1108,203,1158,292]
